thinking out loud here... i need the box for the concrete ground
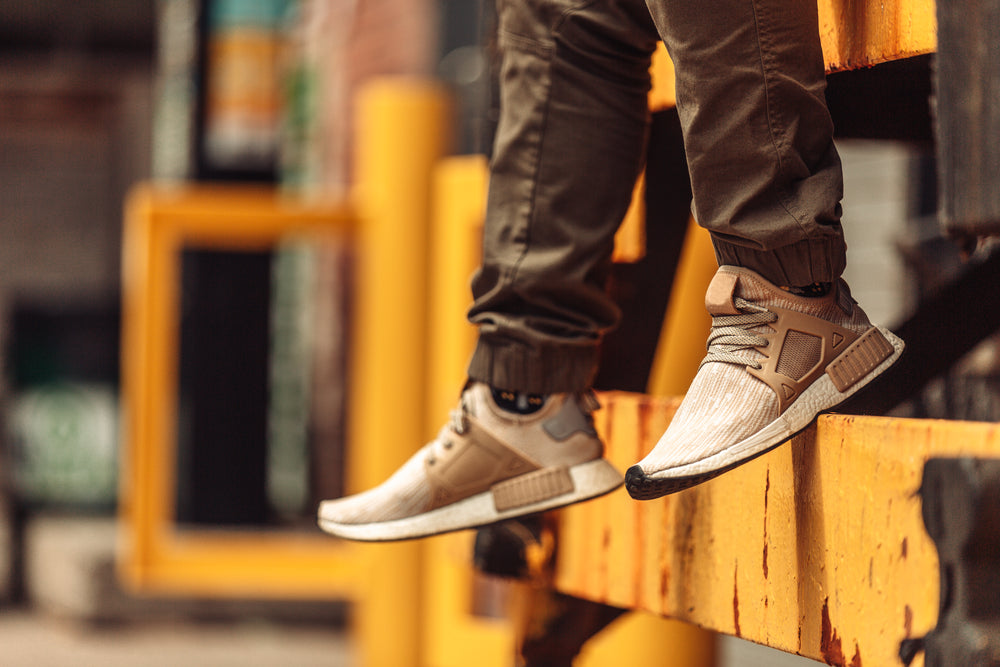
[0,608,821,667]
[0,611,354,667]
[720,635,821,666]
[0,610,819,667]
[2,514,819,667]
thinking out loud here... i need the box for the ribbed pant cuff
[712,235,847,286]
[467,338,600,395]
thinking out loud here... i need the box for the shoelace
[449,396,471,435]
[701,298,778,370]
[427,395,472,466]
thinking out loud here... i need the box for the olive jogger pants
[468,0,848,394]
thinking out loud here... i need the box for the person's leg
[646,0,846,286]
[467,0,661,395]
[320,0,661,541]
[625,0,904,499]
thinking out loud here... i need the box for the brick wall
[348,0,437,84]
[305,0,439,191]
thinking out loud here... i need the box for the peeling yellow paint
[819,0,937,71]
[555,395,994,666]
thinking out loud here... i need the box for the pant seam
[507,63,552,294]
[508,0,602,292]
[751,0,812,237]
[498,29,553,59]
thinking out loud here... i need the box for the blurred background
[0,0,464,663]
[0,0,989,665]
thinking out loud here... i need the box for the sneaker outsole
[318,458,624,542]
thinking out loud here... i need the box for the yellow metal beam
[818,0,936,70]
[348,79,454,667]
[554,394,999,667]
[646,221,717,398]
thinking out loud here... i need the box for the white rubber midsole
[317,458,624,542]
[646,326,905,481]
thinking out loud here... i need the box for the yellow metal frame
[119,183,360,599]
[120,81,456,666]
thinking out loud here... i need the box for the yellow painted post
[425,155,487,432]
[646,220,717,397]
[420,157,718,667]
[349,79,453,667]
[577,612,717,667]
[422,155,522,667]
[648,43,677,112]
[613,171,647,264]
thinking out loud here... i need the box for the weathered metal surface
[912,459,1000,666]
[649,0,937,111]
[935,0,1000,236]
[555,393,1000,666]
[818,0,937,71]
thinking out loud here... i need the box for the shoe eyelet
[427,457,436,466]
[443,441,453,450]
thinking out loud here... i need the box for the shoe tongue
[705,268,742,316]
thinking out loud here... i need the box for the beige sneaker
[318,383,623,541]
[626,265,904,499]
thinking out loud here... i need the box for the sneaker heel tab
[706,268,742,315]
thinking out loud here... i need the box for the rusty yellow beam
[554,393,999,667]
[819,0,936,71]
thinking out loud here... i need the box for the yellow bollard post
[574,225,720,667]
[425,155,487,428]
[421,155,521,667]
[646,220,717,397]
[349,78,453,667]
[416,158,720,667]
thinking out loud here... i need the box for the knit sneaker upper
[633,265,894,477]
